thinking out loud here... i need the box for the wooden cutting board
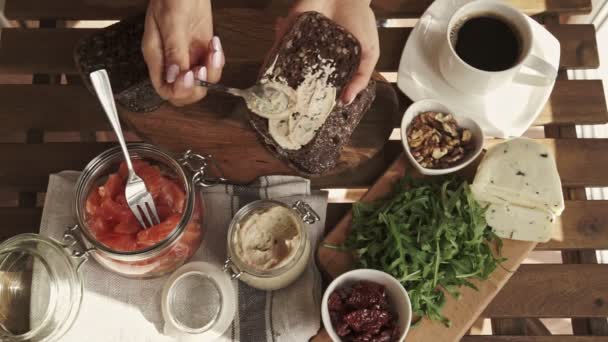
[314,153,536,342]
[116,9,399,184]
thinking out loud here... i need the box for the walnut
[406,111,475,169]
[432,147,449,159]
[462,129,472,143]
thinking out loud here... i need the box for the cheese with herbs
[485,203,555,242]
[472,138,564,242]
[472,138,564,215]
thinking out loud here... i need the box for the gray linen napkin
[38,171,327,342]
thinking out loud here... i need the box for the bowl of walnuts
[401,99,484,176]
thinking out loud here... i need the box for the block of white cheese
[472,138,564,242]
[485,203,555,242]
[472,138,564,216]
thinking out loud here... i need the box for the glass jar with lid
[0,232,86,342]
[72,143,218,278]
[0,233,237,342]
[0,143,233,342]
[224,199,320,290]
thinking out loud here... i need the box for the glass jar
[0,231,87,342]
[73,143,223,278]
[224,200,319,290]
[0,143,230,342]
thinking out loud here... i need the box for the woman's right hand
[142,0,225,107]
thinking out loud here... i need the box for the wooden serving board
[314,153,537,342]
[117,9,399,184]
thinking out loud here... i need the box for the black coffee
[453,16,522,71]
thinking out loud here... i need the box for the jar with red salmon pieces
[73,143,224,278]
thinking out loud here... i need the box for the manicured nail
[166,64,179,83]
[342,95,355,106]
[197,66,207,81]
[212,36,222,53]
[211,36,224,69]
[212,50,224,69]
[183,71,194,88]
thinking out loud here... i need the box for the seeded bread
[248,11,376,175]
[74,15,164,113]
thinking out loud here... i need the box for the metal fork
[90,69,160,228]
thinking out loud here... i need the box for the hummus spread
[234,206,301,271]
[250,56,337,151]
[244,82,297,120]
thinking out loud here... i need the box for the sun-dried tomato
[328,291,345,312]
[344,309,389,334]
[336,320,352,337]
[328,281,400,342]
[346,281,388,309]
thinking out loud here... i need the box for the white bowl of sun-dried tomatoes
[321,269,412,342]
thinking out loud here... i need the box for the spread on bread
[248,55,337,151]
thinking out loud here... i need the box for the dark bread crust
[248,11,377,175]
[74,15,164,113]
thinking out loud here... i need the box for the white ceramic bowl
[321,269,412,342]
[400,99,484,176]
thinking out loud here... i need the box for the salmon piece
[114,216,142,234]
[156,204,173,222]
[98,233,139,251]
[87,217,112,236]
[118,160,150,179]
[98,197,136,224]
[157,178,186,214]
[136,214,181,247]
[99,174,122,200]
[86,189,102,216]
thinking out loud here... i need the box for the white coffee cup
[438,0,557,94]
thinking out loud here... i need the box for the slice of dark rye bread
[74,15,164,113]
[248,11,376,175]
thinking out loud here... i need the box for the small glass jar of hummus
[224,200,319,290]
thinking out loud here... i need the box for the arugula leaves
[343,177,504,326]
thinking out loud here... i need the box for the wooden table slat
[484,264,608,317]
[0,24,599,75]
[0,79,605,134]
[314,139,608,189]
[4,0,269,20]
[0,85,109,132]
[0,208,41,241]
[462,337,608,342]
[1,139,607,192]
[393,79,608,127]
[326,200,608,251]
[4,0,592,20]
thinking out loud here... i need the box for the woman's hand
[275,0,379,105]
[142,0,225,106]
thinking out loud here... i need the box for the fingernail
[212,50,224,69]
[183,71,194,88]
[343,95,355,106]
[166,64,179,83]
[212,36,222,53]
[197,66,207,81]
[211,37,224,69]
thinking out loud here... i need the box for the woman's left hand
[273,0,379,105]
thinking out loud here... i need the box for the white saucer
[397,0,561,138]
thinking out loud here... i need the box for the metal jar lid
[161,262,236,341]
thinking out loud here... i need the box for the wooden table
[1,0,607,341]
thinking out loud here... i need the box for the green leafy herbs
[343,176,504,327]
